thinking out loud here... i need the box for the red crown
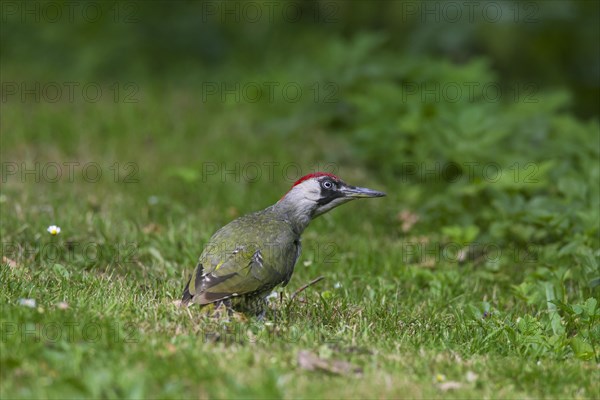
[293,172,339,187]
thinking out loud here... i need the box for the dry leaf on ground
[298,350,362,376]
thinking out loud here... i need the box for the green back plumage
[184,206,301,307]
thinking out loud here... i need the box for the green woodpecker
[181,172,385,315]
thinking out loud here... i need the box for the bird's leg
[236,295,268,321]
[212,299,233,319]
[256,308,266,322]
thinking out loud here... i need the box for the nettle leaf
[579,247,599,273]
[589,277,600,289]
[583,297,598,317]
[557,240,585,257]
[572,304,585,315]
[516,315,542,336]
[569,337,595,360]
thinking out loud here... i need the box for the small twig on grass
[290,276,325,300]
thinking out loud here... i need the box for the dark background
[3,0,598,117]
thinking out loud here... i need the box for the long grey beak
[342,185,386,198]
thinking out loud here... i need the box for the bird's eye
[322,180,335,189]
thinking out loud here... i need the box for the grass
[1,81,599,399]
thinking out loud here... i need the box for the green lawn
[2,81,598,398]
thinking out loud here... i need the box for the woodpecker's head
[276,172,385,229]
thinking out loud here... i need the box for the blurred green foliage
[2,0,598,117]
[323,35,600,359]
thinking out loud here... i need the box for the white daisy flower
[47,225,61,235]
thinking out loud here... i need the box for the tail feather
[181,262,204,307]
[181,274,193,306]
